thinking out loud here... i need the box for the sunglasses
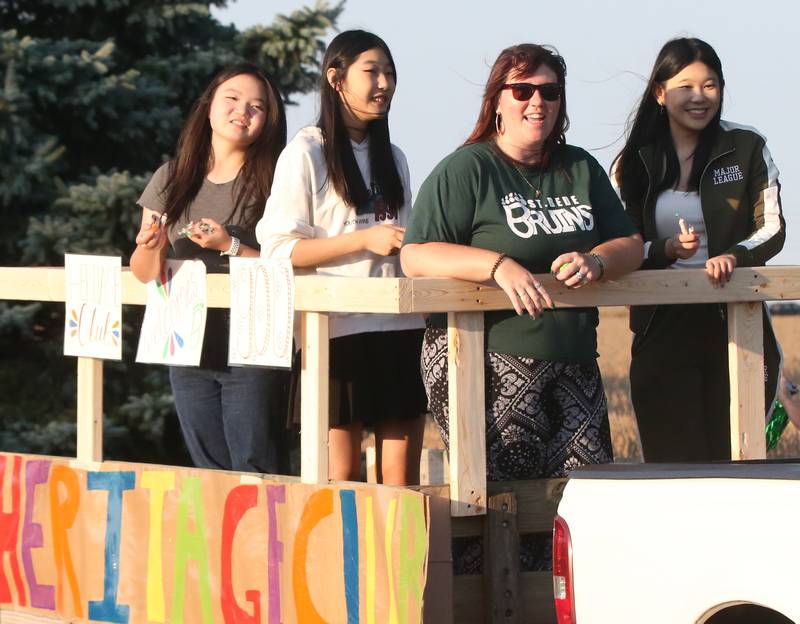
[502,82,562,102]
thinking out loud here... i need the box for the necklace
[510,161,544,199]
[490,139,546,199]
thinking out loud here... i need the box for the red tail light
[553,514,576,624]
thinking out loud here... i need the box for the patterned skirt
[421,326,613,571]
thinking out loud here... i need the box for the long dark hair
[613,37,724,201]
[163,62,287,230]
[318,30,404,215]
[465,43,569,160]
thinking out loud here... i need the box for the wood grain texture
[299,311,329,484]
[728,302,766,460]
[484,492,520,624]
[454,572,556,624]
[3,266,799,310]
[447,311,487,516]
[76,356,103,462]
[418,478,567,537]
[407,266,800,311]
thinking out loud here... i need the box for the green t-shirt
[404,142,636,362]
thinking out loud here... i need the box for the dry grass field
[416,307,800,462]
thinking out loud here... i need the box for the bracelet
[589,252,605,280]
[489,252,508,281]
[220,236,240,257]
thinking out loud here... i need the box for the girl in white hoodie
[257,30,425,485]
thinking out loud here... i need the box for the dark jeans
[169,365,289,474]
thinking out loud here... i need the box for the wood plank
[454,572,556,624]
[484,492,520,623]
[419,479,567,535]
[420,448,448,485]
[76,356,103,462]
[407,266,800,311]
[294,275,404,313]
[424,492,455,624]
[728,301,766,460]
[300,311,329,484]
[4,266,800,310]
[447,311,487,516]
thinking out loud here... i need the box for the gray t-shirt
[138,162,260,273]
[138,162,241,244]
[137,162,257,368]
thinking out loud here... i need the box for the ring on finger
[533,281,542,289]
[576,270,586,280]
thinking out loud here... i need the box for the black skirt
[288,328,426,427]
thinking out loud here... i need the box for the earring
[495,112,504,135]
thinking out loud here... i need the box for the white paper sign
[64,254,122,360]
[135,259,207,366]
[228,257,294,368]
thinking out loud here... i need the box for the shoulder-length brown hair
[465,44,569,159]
[162,62,287,230]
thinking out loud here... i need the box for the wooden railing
[3,265,799,519]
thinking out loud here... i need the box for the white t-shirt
[654,189,709,269]
[257,126,424,339]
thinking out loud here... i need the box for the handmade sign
[0,453,430,624]
[228,257,294,369]
[63,254,122,360]
[136,260,207,366]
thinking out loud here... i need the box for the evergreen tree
[0,0,342,463]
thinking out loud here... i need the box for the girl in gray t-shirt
[130,63,289,474]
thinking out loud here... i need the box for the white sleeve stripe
[643,240,652,258]
[740,142,782,251]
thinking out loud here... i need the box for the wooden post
[727,301,766,460]
[76,357,103,462]
[484,492,520,624]
[447,311,486,516]
[300,311,330,483]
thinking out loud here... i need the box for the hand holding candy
[183,218,231,252]
[551,252,601,289]
[666,216,699,260]
[135,211,167,250]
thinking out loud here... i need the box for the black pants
[630,304,779,462]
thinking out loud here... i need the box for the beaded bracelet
[589,252,605,280]
[489,252,508,281]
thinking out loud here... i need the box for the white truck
[553,462,800,624]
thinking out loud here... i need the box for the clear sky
[214,0,798,265]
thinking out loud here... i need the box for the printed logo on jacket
[712,164,744,185]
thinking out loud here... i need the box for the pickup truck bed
[556,461,800,623]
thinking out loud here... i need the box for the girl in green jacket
[613,37,785,462]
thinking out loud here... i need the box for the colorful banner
[0,453,430,624]
[228,258,294,369]
[63,254,122,360]
[136,260,207,366]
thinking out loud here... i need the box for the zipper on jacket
[699,147,735,325]
[636,150,659,337]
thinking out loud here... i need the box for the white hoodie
[257,126,423,339]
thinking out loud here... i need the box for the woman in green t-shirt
[401,43,642,571]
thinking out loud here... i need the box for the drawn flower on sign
[156,266,185,357]
[110,320,120,346]
[68,308,79,337]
